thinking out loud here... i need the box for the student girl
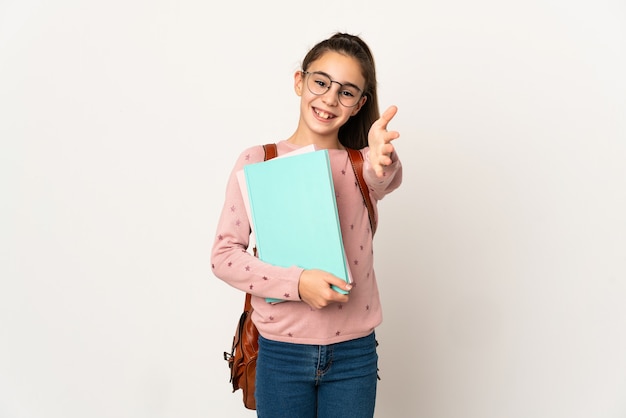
[211,32,403,418]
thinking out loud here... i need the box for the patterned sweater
[211,140,402,345]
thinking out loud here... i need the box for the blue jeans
[255,332,379,418]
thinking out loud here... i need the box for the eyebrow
[311,70,363,91]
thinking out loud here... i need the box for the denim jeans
[255,332,379,418]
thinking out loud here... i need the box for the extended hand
[368,105,400,178]
[298,269,352,309]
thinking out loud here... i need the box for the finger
[327,276,352,292]
[327,285,350,303]
[330,293,350,304]
[377,144,394,161]
[376,105,398,130]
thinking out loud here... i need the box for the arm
[364,105,403,200]
[210,146,303,301]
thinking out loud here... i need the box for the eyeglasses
[302,71,364,107]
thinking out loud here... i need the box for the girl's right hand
[368,105,400,178]
[298,269,352,309]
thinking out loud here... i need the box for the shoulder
[232,144,268,168]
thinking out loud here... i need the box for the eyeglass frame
[301,70,365,107]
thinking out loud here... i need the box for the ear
[351,95,368,116]
[294,71,304,96]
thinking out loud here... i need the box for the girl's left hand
[368,105,400,178]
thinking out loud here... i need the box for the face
[294,51,367,138]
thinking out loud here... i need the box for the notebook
[242,149,350,303]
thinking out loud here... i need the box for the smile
[314,108,335,120]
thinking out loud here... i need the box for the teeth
[316,109,332,119]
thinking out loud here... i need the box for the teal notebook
[243,149,350,303]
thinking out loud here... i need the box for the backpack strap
[263,143,278,161]
[347,148,377,235]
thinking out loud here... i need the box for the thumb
[328,276,352,293]
[376,105,398,130]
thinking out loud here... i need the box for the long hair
[301,33,380,150]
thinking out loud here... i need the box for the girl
[211,32,402,417]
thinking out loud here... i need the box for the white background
[1,0,625,417]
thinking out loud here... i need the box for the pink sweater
[211,140,402,345]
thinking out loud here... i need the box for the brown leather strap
[244,292,252,311]
[263,143,277,161]
[347,148,377,235]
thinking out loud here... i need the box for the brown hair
[301,33,380,150]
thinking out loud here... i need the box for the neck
[286,132,344,150]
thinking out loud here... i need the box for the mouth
[313,107,336,120]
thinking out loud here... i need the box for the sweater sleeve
[210,146,304,301]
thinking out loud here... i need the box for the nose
[321,83,340,106]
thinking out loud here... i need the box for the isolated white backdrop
[1,0,625,417]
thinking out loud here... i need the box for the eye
[314,78,329,89]
[340,89,356,98]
